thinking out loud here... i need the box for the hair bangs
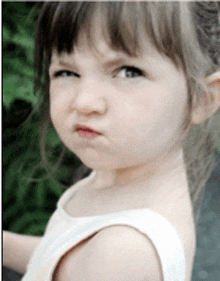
[49,2,95,54]
[38,2,188,66]
[102,2,142,56]
[45,2,145,58]
[142,2,186,67]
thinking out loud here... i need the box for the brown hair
[35,2,220,224]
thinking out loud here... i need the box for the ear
[191,71,220,125]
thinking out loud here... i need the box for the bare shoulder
[56,225,163,281]
[84,226,163,281]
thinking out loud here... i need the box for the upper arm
[65,226,163,281]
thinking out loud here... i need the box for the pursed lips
[76,124,101,139]
[76,124,100,134]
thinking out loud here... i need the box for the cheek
[49,92,67,132]
[116,84,188,150]
[50,102,61,127]
[49,84,71,121]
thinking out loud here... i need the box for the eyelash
[52,66,144,79]
[53,70,79,78]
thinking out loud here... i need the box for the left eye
[116,66,144,78]
[53,70,79,78]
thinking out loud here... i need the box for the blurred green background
[3,2,82,236]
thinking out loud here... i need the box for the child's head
[35,2,220,222]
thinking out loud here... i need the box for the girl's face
[49,29,189,171]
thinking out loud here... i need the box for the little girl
[3,2,220,281]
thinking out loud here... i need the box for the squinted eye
[53,70,79,78]
[117,66,144,78]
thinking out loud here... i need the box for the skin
[49,29,189,193]
[49,28,199,280]
[2,29,198,278]
[48,34,220,279]
[49,28,197,281]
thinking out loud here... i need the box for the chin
[78,156,121,171]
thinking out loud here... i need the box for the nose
[71,78,107,116]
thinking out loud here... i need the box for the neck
[91,149,187,191]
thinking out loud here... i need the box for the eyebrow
[104,56,135,67]
[49,49,140,71]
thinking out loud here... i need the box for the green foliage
[3,2,39,108]
[3,2,80,235]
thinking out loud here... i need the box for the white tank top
[22,172,186,281]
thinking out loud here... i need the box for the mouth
[76,124,101,139]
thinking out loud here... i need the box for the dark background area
[3,2,220,280]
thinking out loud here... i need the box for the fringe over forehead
[37,1,195,67]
